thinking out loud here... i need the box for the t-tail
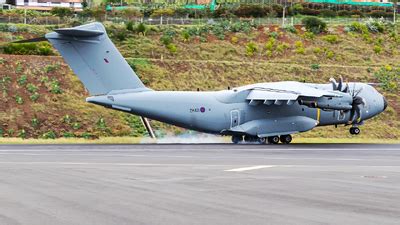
[46,22,155,138]
[45,22,149,95]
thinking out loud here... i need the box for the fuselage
[87,82,386,137]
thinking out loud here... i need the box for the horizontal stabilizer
[12,37,48,43]
[54,28,104,37]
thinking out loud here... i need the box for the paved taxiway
[0,144,399,225]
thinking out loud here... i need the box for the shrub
[115,30,127,41]
[374,65,399,91]
[269,31,279,39]
[303,32,315,40]
[231,36,238,44]
[42,131,56,139]
[44,64,59,73]
[326,50,334,59]
[136,23,146,35]
[320,9,336,17]
[246,42,258,56]
[49,79,61,94]
[265,37,276,51]
[126,21,134,32]
[276,43,289,53]
[181,30,190,42]
[15,95,23,104]
[31,118,39,127]
[282,25,297,34]
[373,45,383,54]
[81,132,93,139]
[63,114,72,124]
[72,122,81,130]
[160,35,172,46]
[302,16,327,34]
[18,129,26,139]
[30,92,40,102]
[26,83,38,93]
[347,22,369,34]
[311,64,320,70]
[233,4,264,18]
[3,42,54,56]
[301,8,320,16]
[322,35,339,44]
[50,7,73,18]
[63,132,74,138]
[17,75,27,86]
[337,10,351,17]
[313,47,321,54]
[166,43,177,54]
[365,18,385,33]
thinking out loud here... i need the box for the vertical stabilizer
[46,22,146,95]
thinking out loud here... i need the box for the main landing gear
[349,127,360,135]
[231,135,292,144]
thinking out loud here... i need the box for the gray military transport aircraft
[27,22,387,144]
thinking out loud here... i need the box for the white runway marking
[224,165,278,172]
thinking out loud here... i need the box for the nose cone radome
[383,96,388,111]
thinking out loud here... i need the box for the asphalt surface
[0,144,399,225]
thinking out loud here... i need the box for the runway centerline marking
[224,165,280,172]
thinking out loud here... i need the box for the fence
[0,15,398,26]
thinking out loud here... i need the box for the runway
[0,144,399,225]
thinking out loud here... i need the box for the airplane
[23,22,388,144]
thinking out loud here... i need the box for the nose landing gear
[349,127,360,135]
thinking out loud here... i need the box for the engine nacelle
[298,95,353,111]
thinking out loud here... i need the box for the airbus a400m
[25,22,387,144]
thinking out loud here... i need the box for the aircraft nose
[383,96,388,111]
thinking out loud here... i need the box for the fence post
[160,16,163,25]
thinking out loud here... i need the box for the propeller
[329,76,366,125]
[347,83,366,124]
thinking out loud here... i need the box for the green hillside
[0,20,399,140]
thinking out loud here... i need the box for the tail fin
[45,22,146,95]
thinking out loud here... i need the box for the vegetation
[0,19,399,140]
[302,16,327,34]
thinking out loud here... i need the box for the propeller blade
[367,83,383,87]
[329,77,337,90]
[349,108,357,124]
[337,76,343,91]
[354,104,362,123]
[343,83,349,93]
[11,37,48,43]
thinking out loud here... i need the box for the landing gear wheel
[244,135,254,143]
[231,135,242,144]
[257,137,267,144]
[350,127,360,135]
[280,135,292,144]
[268,136,280,144]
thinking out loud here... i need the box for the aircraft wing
[244,81,340,106]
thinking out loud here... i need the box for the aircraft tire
[231,135,242,144]
[350,127,360,135]
[257,137,267,144]
[268,136,280,144]
[280,135,292,144]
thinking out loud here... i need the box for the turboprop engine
[298,94,353,111]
